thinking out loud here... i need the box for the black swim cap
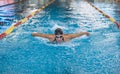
[55,28,63,35]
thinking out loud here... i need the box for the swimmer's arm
[68,32,89,39]
[32,32,52,38]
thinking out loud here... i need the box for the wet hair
[55,28,63,35]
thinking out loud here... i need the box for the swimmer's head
[55,28,63,35]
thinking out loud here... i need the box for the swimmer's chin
[48,40,70,44]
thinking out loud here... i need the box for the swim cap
[55,28,63,35]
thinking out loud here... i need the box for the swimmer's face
[54,28,64,42]
[55,34,63,42]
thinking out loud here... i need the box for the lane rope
[0,0,55,39]
[85,0,120,29]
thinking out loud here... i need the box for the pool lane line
[0,0,55,39]
[85,0,120,29]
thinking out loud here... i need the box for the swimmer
[32,28,89,43]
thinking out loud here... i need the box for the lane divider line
[0,0,55,39]
[5,25,15,35]
[85,0,120,29]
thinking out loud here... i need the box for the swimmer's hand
[32,32,38,36]
[32,32,35,36]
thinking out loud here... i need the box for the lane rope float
[85,0,120,28]
[0,0,55,39]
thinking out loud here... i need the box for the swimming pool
[0,0,120,74]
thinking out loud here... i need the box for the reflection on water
[89,0,120,22]
[0,0,120,34]
[0,0,52,34]
[0,5,15,28]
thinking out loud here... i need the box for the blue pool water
[0,0,120,74]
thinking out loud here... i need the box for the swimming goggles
[55,35,63,38]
